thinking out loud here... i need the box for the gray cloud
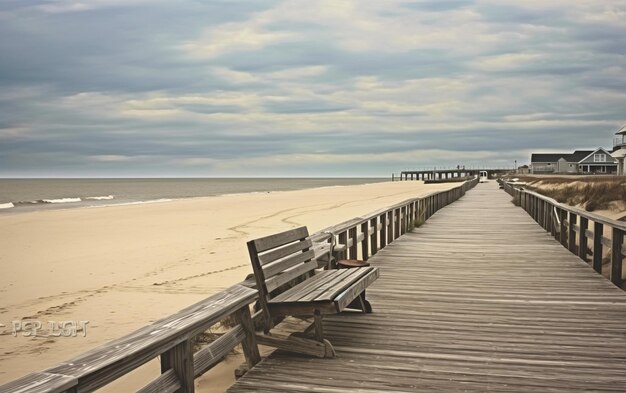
[1,0,625,177]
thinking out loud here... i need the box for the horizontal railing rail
[1,177,478,393]
[501,180,626,288]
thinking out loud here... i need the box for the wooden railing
[0,178,478,393]
[501,180,626,287]
[319,178,479,264]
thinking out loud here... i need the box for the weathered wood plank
[258,238,312,265]
[252,227,309,253]
[0,372,77,393]
[137,369,180,393]
[262,249,315,278]
[264,259,318,293]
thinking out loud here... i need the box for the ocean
[0,178,387,214]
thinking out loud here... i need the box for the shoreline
[0,177,387,215]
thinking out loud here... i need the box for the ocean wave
[42,198,82,204]
[85,195,114,200]
[0,202,14,209]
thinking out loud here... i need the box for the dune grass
[507,176,626,212]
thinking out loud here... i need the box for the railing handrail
[0,178,479,393]
[314,181,477,236]
[501,179,626,289]
[504,182,626,231]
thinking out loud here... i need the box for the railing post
[394,208,400,239]
[578,217,588,261]
[370,217,378,255]
[611,227,624,288]
[161,340,194,393]
[559,208,567,246]
[361,222,369,261]
[593,222,603,273]
[568,212,577,254]
[380,213,387,249]
[348,226,358,259]
[387,211,394,244]
[338,231,348,261]
[234,305,261,370]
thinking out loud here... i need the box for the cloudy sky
[1,0,625,177]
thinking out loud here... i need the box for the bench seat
[268,266,379,315]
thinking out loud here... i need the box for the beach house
[530,148,617,174]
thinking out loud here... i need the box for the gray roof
[531,150,593,163]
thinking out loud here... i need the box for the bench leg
[347,291,373,313]
[313,310,324,342]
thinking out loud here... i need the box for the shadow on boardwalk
[229,181,626,392]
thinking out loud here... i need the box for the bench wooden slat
[263,249,315,278]
[193,325,245,377]
[313,267,374,302]
[136,369,180,393]
[253,227,309,253]
[0,372,77,393]
[297,269,360,302]
[334,268,380,311]
[265,259,318,293]
[270,270,335,302]
[258,238,312,265]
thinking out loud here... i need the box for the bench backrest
[247,226,317,329]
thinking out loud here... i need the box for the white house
[530,148,617,174]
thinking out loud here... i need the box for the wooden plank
[334,268,380,311]
[270,270,336,303]
[262,249,315,278]
[611,228,624,288]
[579,217,589,261]
[234,306,261,370]
[255,333,327,358]
[137,369,181,393]
[162,340,194,393]
[313,267,376,302]
[258,238,312,265]
[253,227,309,253]
[593,222,604,273]
[265,259,318,293]
[296,269,360,302]
[0,372,77,393]
[193,326,245,378]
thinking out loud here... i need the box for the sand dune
[0,180,455,390]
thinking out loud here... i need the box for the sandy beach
[0,180,455,390]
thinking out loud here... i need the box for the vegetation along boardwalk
[229,181,626,392]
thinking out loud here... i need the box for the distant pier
[393,167,512,181]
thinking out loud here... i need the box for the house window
[594,153,606,162]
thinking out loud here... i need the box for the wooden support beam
[568,212,577,254]
[593,222,603,274]
[161,340,194,393]
[611,228,624,288]
[579,216,589,261]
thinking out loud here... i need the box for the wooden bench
[247,226,379,358]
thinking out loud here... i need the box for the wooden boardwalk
[228,182,626,392]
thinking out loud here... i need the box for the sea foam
[42,198,82,204]
[85,195,114,200]
[0,202,14,209]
